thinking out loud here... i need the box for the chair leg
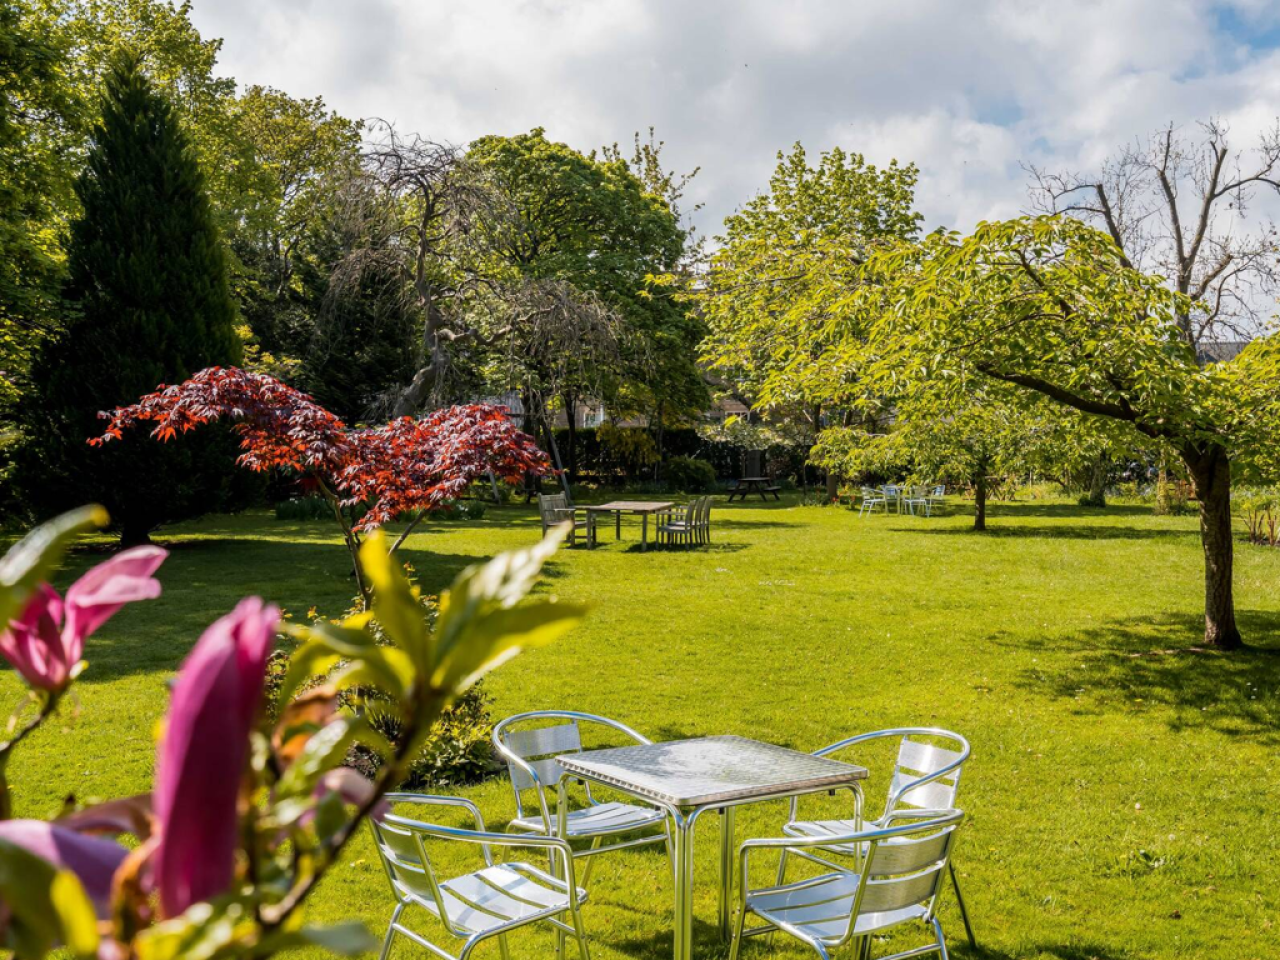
[570,901,592,960]
[498,933,512,960]
[580,837,603,886]
[378,904,404,960]
[948,860,976,948]
[932,916,950,960]
[727,893,749,960]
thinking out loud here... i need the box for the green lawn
[5,496,1279,960]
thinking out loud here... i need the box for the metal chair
[730,811,965,960]
[538,493,594,547]
[492,711,672,884]
[903,486,931,516]
[657,499,699,548]
[859,487,888,516]
[926,485,946,514]
[370,794,591,960]
[778,729,975,948]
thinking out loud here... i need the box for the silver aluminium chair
[859,487,888,516]
[493,711,672,884]
[370,794,591,960]
[778,729,975,948]
[731,811,965,960]
[538,493,594,547]
[926,485,946,514]
[903,486,930,516]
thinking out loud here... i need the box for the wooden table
[584,500,674,551]
[727,476,780,502]
[559,736,868,960]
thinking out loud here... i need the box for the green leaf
[429,524,583,696]
[0,505,108,626]
[359,531,431,671]
[259,922,378,956]
[0,838,100,959]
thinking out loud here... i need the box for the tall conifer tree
[21,51,243,544]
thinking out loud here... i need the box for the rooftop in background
[1197,341,1249,364]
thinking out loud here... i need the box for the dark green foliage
[0,2,74,417]
[551,425,808,483]
[18,52,245,544]
[274,496,332,521]
[663,455,716,492]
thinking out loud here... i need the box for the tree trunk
[561,391,578,483]
[1183,443,1242,650]
[1082,456,1108,508]
[973,472,987,532]
[119,518,153,548]
[654,400,665,483]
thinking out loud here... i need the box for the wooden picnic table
[727,476,781,502]
[583,500,674,551]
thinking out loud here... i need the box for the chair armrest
[384,793,487,832]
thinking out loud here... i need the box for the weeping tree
[486,278,632,492]
[323,121,500,415]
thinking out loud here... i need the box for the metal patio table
[583,501,675,551]
[557,735,868,960]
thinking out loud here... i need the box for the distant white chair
[903,485,931,516]
[730,810,965,960]
[926,485,947,514]
[859,487,889,516]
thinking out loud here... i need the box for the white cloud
[189,0,1280,236]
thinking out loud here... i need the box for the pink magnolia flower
[152,597,279,918]
[0,546,167,692]
[0,820,128,917]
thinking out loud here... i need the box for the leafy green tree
[693,142,922,495]
[468,128,700,473]
[230,85,361,358]
[848,215,1280,649]
[19,52,243,545]
[0,1,75,417]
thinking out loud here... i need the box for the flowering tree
[93,366,552,602]
[0,506,582,958]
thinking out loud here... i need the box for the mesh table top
[558,735,868,810]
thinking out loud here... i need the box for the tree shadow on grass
[1013,610,1280,745]
[951,944,1142,960]
[44,538,517,686]
[901,524,1194,542]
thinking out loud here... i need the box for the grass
[5,494,1280,960]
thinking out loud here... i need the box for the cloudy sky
[188,0,1280,238]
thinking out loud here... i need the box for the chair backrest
[699,496,712,524]
[885,731,969,816]
[852,813,962,925]
[861,486,881,499]
[493,711,651,827]
[932,485,946,497]
[683,500,698,522]
[538,493,568,524]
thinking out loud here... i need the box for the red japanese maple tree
[94,367,551,601]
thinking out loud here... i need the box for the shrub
[274,496,331,521]
[664,455,716,492]
[296,577,500,788]
[1239,492,1280,547]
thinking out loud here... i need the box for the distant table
[559,736,868,960]
[583,500,675,551]
[727,477,781,502]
